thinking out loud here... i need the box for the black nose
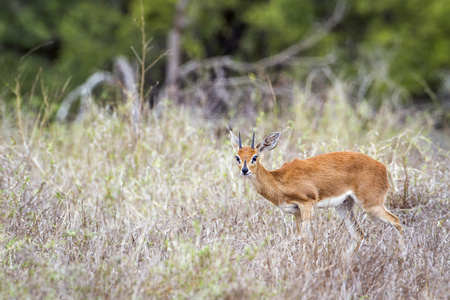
[242,167,249,174]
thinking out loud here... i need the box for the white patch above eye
[235,155,241,164]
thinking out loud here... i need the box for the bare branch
[179,1,346,78]
[256,1,346,69]
[56,72,116,121]
[56,57,138,124]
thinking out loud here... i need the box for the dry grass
[0,88,449,299]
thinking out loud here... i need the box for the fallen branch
[56,57,139,134]
[56,71,116,121]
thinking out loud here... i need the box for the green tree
[1,0,450,108]
[342,0,450,96]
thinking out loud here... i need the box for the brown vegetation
[0,86,448,298]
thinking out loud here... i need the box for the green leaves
[347,0,450,95]
[2,0,450,110]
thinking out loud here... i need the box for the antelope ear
[257,132,281,152]
[229,131,240,150]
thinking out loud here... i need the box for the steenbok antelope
[230,131,403,250]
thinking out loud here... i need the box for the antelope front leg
[294,203,313,238]
[294,214,306,238]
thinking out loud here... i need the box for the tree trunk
[165,0,190,101]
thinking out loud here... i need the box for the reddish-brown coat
[238,149,389,208]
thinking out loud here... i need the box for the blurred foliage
[344,0,450,95]
[1,0,450,105]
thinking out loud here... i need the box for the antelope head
[229,131,281,177]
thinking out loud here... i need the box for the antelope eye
[251,155,258,163]
[235,156,241,163]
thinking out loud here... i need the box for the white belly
[278,203,301,214]
[315,191,355,208]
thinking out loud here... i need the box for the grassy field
[0,86,449,299]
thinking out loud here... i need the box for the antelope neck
[249,162,282,206]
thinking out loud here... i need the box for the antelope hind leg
[335,196,365,253]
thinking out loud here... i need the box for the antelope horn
[239,132,242,149]
[251,132,255,149]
